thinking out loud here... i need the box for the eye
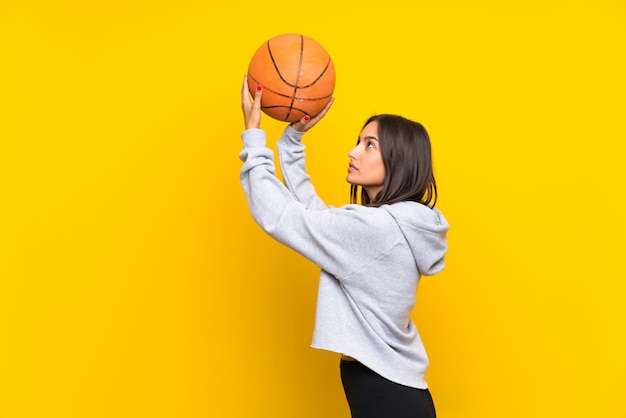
[366,141,375,149]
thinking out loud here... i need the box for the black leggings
[340,359,436,418]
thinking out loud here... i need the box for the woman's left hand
[290,97,335,133]
[241,75,262,130]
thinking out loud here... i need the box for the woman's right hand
[241,75,262,130]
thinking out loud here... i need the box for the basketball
[247,33,335,122]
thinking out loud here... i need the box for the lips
[348,163,357,172]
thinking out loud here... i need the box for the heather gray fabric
[240,125,448,389]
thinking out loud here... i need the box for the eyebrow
[361,135,379,141]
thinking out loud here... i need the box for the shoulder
[335,204,404,234]
[381,202,449,234]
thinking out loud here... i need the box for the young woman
[240,77,449,418]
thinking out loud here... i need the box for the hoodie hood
[382,202,449,276]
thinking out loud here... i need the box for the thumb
[253,84,263,108]
[291,115,311,132]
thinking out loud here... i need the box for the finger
[290,115,311,132]
[241,75,251,107]
[315,97,334,120]
[308,97,335,124]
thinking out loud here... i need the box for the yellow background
[1,0,625,417]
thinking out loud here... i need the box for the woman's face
[347,121,385,200]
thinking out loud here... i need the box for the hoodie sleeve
[276,125,328,210]
[239,128,400,279]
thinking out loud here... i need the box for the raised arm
[276,126,327,209]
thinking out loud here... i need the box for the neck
[365,186,382,203]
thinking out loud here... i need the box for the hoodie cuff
[241,128,266,148]
[281,124,306,145]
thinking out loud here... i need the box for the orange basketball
[247,33,335,122]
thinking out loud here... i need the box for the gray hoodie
[240,125,449,389]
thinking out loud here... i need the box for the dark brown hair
[350,114,438,208]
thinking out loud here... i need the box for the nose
[348,145,358,160]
